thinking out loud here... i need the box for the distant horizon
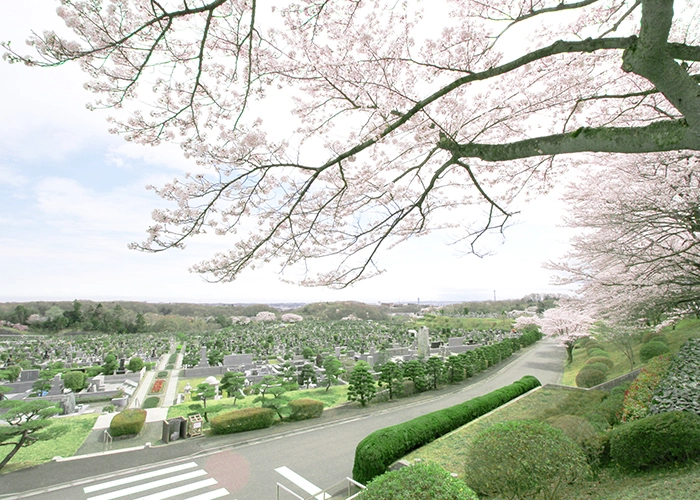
[0,294,563,307]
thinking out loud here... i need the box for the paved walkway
[162,343,184,407]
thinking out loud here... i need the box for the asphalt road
[0,337,566,500]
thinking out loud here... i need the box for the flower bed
[150,378,165,394]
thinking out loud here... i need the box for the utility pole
[493,290,496,301]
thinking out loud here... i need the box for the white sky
[0,1,576,305]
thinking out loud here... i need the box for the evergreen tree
[378,361,403,400]
[347,361,376,407]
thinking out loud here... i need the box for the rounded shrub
[110,408,147,437]
[464,420,588,500]
[587,347,610,358]
[210,407,275,435]
[642,332,668,344]
[576,368,607,388]
[610,411,700,470]
[143,396,160,409]
[586,356,614,369]
[288,398,324,421]
[640,341,670,362]
[546,415,605,474]
[585,342,601,354]
[359,462,478,500]
[585,362,611,375]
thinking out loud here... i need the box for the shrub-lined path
[0,337,565,500]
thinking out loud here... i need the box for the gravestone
[48,373,64,396]
[60,392,76,415]
[335,346,341,357]
[197,347,209,367]
[417,326,429,359]
[19,369,39,382]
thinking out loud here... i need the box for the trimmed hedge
[110,408,147,437]
[586,356,614,369]
[586,362,611,375]
[576,368,606,388]
[587,348,610,358]
[640,341,670,362]
[359,462,478,499]
[464,420,588,500]
[610,411,700,470]
[210,407,275,435]
[352,375,541,484]
[288,398,324,421]
[143,396,160,409]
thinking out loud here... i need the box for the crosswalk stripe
[184,488,230,500]
[133,478,218,500]
[84,463,199,493]
[86,470,207,500]
[275,466,329,500]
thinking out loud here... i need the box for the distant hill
[292,301,391,321]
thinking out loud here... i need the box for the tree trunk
[0,430,28,471]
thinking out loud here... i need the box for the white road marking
[275,466,330,500]
[83,463,199,493]
[86,470,207,500]
[183,488,231,500]
[133,478,218,500]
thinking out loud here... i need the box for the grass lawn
[561,318,700,386]
[1,413,99,474]
[402,384,700,499]
[167,383,349,419]
[404,386,569,476]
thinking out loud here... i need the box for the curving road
[0,337,565,500]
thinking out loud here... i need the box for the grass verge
[166,384,349,419]
[1,413,99,474]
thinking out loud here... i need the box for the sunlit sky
[0,1,577,305]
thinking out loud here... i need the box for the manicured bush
[598,386,627,427]
[359,462,478,499]
[622,355,671,421]
[399,380,415,398]
[587,347,610,358]
[640,341,670,362]
[586,356,614,369]
[157,371,169,378]
[464,420,588,500]
[576,368,606,388]
[610,411,700,470]
[353,375,541,484]
[143,396,160,409]
[585,342,601,354]
[210,407,275,435]
[642,331,668,344]
[110,408,147,437]
[288,398,324,421]
[585,362,611,375]
[546,414,605,475]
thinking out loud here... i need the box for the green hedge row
[210,407,275,434]
[610,411,700,470]
[110,408,147,437]
[288,398,324,421]
[352,375,541,484]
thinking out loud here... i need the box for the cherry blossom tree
[550,154,700,322]
[4,0,700,286]
[538,302,594,363]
